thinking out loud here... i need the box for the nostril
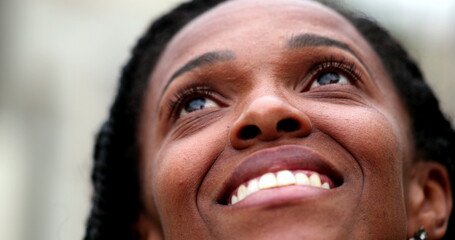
[239,125,261,140]
[277,118,300,132]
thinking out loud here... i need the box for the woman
[84,0,455,239]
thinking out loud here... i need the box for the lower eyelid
[170,88,225,120]
[179,97,220,117]
[304,70,356,92]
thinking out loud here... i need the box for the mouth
[219,145,343,206]
[229,170,333,205]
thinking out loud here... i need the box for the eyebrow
[160,34,363,97]
[287,33,371,76]
[288,33,358,57]
[161,50,236,94]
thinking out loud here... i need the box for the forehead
[168,0,356,54]
[149,0,388,96]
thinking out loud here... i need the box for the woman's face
[139,0,414,239]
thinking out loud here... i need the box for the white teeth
[295,172,310,185]
[231,195,239,205]
[237,184,247,201]
[259,173,277,189]
[309,173,322,188]
[229,170,332,205]
[276,170,296,186]
[247,179,259,195]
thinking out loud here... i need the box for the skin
[136,0,435,239]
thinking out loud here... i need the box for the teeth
[229,170,332,205]
[231,195,239,205]
[237,184,247,201]
[309,173,322,188]
[247,179,259,195]
[295,173,310,185]
[322,182,330,189]
[259,173,277,189]
[276,170,296,186]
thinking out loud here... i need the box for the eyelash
[166,56,362,119]
[167,84,217,119]
[307,55,362,86]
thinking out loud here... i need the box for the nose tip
[230,96,312,149]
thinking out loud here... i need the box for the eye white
[180,97,219,117]
[310,72,350,89]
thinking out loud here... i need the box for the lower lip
[226,184,334,209]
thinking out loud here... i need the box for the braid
[84,120,139,240]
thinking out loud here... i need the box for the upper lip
[218,145,343,205]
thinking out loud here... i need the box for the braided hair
[83,0,455,239]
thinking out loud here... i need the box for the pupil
[185,98,206,112]
[318,72,340,85]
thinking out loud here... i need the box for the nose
[230,96,312,149]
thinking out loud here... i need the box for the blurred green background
[0,0,453,240]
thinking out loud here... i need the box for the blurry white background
[0,0,453,240]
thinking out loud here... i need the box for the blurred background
[0,0,454,240]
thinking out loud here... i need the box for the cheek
[314,104,409,226]
[141,126,226,223]
[315,105,405,177]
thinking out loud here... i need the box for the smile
[229,170,333,205]
[219,145,343,206]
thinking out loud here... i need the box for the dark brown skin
[137,0,452,239]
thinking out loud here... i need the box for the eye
[310,72,350,89]
[180,97,219,117]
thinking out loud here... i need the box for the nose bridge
[230,94,312,149]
